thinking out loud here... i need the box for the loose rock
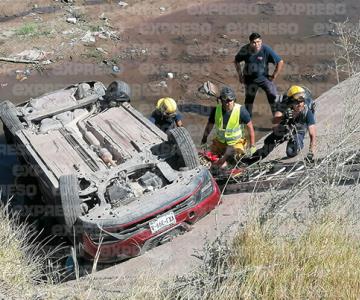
[81,31,96,44]
[66,17,77,24]
[158,81,167,88]
[118,1,128,7]
[62,29,75,35]
[99,13,108,20]
[96,47,108,54]
[112,65,121,73]
[15,49,48,61]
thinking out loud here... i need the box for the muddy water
[0,6,60,23]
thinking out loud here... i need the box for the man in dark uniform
[234,32,284,117]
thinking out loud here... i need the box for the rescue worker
[252,85,316,162]
[201,86,256,167]
[149,97,183,133]
[234,32,284,117]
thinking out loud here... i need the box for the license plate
[149,211,176,234]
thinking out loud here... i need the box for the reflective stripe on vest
[215,103,244,145]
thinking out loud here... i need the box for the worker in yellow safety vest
[201,86,256,167]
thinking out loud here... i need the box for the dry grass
[226,216,360,299]
[332,20,360,81]
[0,198,61,298]
[154,168,360,300]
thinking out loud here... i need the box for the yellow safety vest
[215,103,244,145]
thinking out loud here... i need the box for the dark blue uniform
[235,44,282,116]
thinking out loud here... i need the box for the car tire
[59,174,81,232]
[105,80,131,103]
[168,127,200,170]
[0,101,24,143]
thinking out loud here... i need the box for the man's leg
[286,131,305,157]
[232,138,247,162]
[259,79,278,115]
[243,132,281,165]
[245,82,259,117]
[246,126,288,165]
[257,132,284,158]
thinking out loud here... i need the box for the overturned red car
[0,80,221,262]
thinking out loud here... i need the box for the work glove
[245,145,256,157]
[250,145,257,156]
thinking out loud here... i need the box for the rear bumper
[80,178,221,263]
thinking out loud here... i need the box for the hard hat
[287,85,305,99]
[156,97,177,115]
[219,86,236,102]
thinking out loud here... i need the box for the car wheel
[168,127,200,170]
[59,174,82,232]
[0,101,24,143]
[105,80,131,103]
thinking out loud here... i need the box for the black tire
[0,101,24,143]
[168,127,200,170]
[59,174,81,232]
[105,80,131,103]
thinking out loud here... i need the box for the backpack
[302,86,316,114]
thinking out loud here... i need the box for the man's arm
[175,113,183,127]
[216,145,234,166]
[246,120,255,146]
[272,111,283,126]
[269,60,284,81]
[234,60,244,84]
[201,121,214,144]
[308,124,316,154]
[234,47,246,84]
